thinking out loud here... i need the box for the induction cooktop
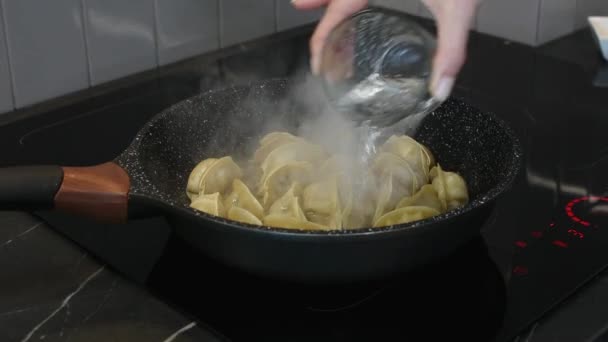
[1,26,608,342]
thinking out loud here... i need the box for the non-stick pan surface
[0,78,522,283]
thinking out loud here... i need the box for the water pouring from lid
[318,7,443,128]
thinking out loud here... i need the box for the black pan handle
[0,162,131,224]
[0,165,64,210]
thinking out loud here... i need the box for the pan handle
[0,162,130,224]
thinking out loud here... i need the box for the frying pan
[0,78,522,283]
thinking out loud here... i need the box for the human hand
[291,0,367,77]
[422,0,479,101]
[292,0,480,101]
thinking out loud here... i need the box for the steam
[196,52,430,215]
[276,67,428,176]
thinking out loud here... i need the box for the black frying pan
[0,78,522,283]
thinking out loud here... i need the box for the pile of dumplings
[186,131,469,231]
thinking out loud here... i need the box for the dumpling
[197,156,242,196]
[397,184,444,213]
[380,135,435,173]
[184,130,467,232]
[260,140,327,182]
[267,183,307,221]
[253,132,302,165]
[190,192,225,217]
[263,214,330,231]
[258,161,312,208]
[430,164,469,211]
[302,178,339,215]
[318,155,352,178]
[227,207,263,226]
[373,206,440,228]
[372,172,396,224]
[186,158,218,200]
[224,179,264,220]
[328,170,375,229]
[259,131,299,147]
[371,152,424,197]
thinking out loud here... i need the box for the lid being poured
[319,7,442,128]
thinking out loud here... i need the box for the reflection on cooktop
[146,235,506,342]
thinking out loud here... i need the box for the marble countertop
[0,211,225,342]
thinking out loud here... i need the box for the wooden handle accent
[54,162,130,224]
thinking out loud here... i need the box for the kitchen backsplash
[0,0,605,115]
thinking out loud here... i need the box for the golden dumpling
[371,152,423,197]
[186,130,468,231]
[259,131,298,147]
[430,164,469,211]
[227,207,263,225]
[373,206,440,228]
[342,185,375,230]
[259,161,312,208]
[372,172,396,224]
[397,184,444,213]
[380,135,435,172]
[186,158,218,199]
[335,177,360,229]
[263,214,330,231]
[318,155,352,179]
[302,178,342,228]
[198,156,242,196]
[302,177,340,216]
[268,183,307,221]
[224,179,264,220]
[253,132,302,165]
[260,140,327,181]
[190,192,225,217]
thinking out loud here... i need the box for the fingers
[291,0,330,10]
[297,0,367,75]
[423,0,478,101]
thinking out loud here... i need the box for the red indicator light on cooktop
[513,266,528,276]
[565,196,608,227]
[552,240,568,248]
[567,229,584,239]
[515,241,527,248]
[531,231,543,238]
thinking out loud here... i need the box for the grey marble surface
[0,211,225,342]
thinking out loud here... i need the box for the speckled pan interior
[116,78,522,235]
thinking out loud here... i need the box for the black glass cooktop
[1,23,608,342]
[147,234,505,342]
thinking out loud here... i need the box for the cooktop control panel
[498,196,608,341]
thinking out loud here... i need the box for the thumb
[425,1,476,102]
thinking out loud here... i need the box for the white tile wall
[0,0,601,114]
[155,0,219,66]
[0,3,13,114]
[477,0,542,45]
[276,0,323,31]
[83,0,157,85]
[3,0,89,108]
[576,0,608,29]
[220,0,276,47]
[538,0,577,45]
[418,2,434,19]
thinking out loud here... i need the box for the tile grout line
[535,0,543,46]
[217,0,223,48]
[80,0,93,87]
[152,0,161,67]
[0,0,16,110]
[274,0,279,33]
